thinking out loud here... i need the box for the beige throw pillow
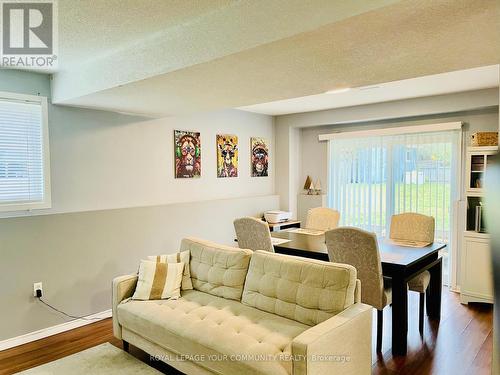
[132,260,184,300]
[147,251,193,290]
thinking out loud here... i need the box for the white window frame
[0,91,51,212]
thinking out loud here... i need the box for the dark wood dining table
[271,230,445,356]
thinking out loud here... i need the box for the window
[325,124,462,285]
[0,92,50,211]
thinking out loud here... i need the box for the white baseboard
[0,309,112,352]
[450,285,461,293]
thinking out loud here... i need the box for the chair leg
[419,293,425,335]
[377,309,383,352]
[123,340,129,352]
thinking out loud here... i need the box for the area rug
[16,343,162,374]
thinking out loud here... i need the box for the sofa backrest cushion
[180,237,253,301]
[241,251,357,326]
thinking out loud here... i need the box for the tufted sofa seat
[118,290,308,375]
[113,238,372,375]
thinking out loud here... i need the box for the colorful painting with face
[174,130,201,178]
[216,134,238,178]
[251,137,269,177]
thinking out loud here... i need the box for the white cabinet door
[462,237,493,300]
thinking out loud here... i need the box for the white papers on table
[287,228,325,236]
[387,239,431,248]
[271,238,292,245]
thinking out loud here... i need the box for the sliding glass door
[328,129,461,285]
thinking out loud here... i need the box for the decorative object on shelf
[471,132,498,147]
[216,134,238,178]
[303,175,313,194]
[475,202,486,233]
[304,176,312,187]
[174,130,201,178]
[250,137,269,177]
[314,179,322,195]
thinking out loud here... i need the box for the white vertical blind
[0,97,47,207]
[328,130,460,243]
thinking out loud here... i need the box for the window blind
[0,98,46,207]
[328,129,460,242]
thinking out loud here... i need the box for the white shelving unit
[460,146,497,304]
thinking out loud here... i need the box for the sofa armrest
[292,303,372,375]
[112,274,138,339]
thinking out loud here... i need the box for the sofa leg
[376,309,383,352]
[123,340,129,352]
[419,293,425,335]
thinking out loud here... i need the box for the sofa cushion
[147,250,193,290]
[132,261,184,301]
[242,251,357,326]
[117,290,308,375]
[180,237,252,301]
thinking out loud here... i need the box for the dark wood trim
[377,309,383,352]
[419,292,425,334]
[391,273,409,356]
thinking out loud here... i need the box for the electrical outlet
[33,282,43,297]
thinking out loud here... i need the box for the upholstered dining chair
[305,207,340,231]
[234,217,274,252]
[390,213,435,334]
[325,227,391,352]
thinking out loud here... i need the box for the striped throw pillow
[132,260,184,300]
[147,251,193,290]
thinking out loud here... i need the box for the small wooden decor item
[471,132,498,147]
[303,175,314,195]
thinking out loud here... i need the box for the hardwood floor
[0,288,492,375]
[372,288,493,375]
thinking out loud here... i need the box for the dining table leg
[426,257,442,319]
[391,274,408,356]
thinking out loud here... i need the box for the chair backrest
[390,213,435,243]
[325,227,386,310]
[305,207,340,231]
[234,217,274,252]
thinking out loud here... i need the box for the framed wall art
[216,134,238,178]
[174,130,201,178]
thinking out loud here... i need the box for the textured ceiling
[51,0,500,116]
[58,0,233,66]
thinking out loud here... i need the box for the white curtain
[328,130,461,244]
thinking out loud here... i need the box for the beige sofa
[112,238,372,375]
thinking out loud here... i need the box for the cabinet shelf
[464,230,490,239]
[461,144,496,305]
